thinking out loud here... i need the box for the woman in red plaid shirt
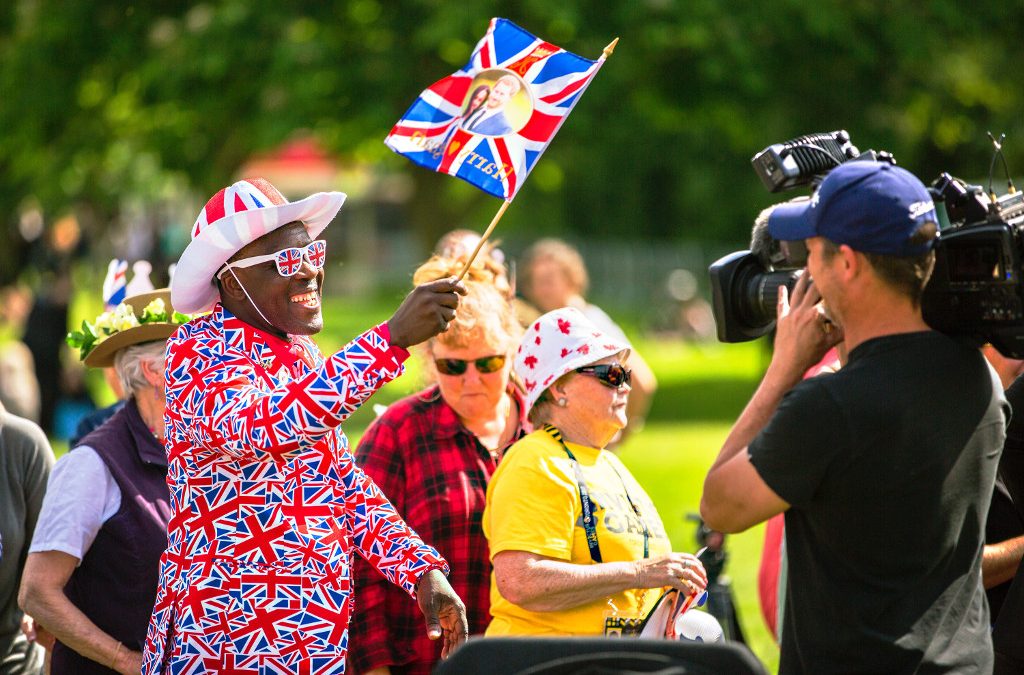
[349,254,527,675]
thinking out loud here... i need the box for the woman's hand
[497,550,705,613]
[19,551,145,674]
[635,553,708,596]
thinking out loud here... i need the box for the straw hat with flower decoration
[67,289,192,367]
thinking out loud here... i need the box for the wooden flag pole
[456,199,511,281]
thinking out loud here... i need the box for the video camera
[709,130,1024,357]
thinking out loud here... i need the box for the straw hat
[67,289,188,367]
[171,177,347,313]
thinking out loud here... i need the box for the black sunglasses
[575,363,632,389]
[434,354,507,376]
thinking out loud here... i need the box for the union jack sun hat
[171,177,346,313]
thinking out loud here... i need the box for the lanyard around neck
[542,424,650,562]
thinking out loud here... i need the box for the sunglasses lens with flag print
[274,240,327,276]
[575,363,632,389]
[434,355,507,376]
[217,240,328,279]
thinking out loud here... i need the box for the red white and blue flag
[385,18,606,200]
[102,258,128,309]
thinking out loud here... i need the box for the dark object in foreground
[432,637,766,675]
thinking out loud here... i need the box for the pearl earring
[557,397,568,407]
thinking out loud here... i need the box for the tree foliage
[2,0,1024,279]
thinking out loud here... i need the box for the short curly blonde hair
[412,255,523,356]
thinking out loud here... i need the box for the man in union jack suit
[142,177,468,674]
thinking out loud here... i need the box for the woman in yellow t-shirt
[483,307,707,636]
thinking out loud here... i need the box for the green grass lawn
[617,421,777,672]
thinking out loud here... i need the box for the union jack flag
[385,18,607,200]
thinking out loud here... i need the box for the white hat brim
[171,191,346,313]
[520,343,631,418]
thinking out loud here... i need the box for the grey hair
[527,372,573,427]
[113,341,166,397]
[528,393,556,427]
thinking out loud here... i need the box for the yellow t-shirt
[483,429,672,636]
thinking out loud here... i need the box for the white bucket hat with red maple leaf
[514,307,631,416]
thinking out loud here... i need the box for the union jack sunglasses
[217,240,327,279]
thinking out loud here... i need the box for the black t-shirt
[998,373,1024,523]
[985,477,1023,621]
[992,374,1024,660]
[750,331,1008,674]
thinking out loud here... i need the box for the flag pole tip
[602,38,619,58]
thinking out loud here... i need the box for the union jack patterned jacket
[142,304,448,674]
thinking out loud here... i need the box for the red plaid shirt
[348,385,528,674]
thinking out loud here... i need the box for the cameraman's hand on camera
[635,553,708,597]
[770,271,843,387]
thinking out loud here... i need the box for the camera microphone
[749,213,774,262]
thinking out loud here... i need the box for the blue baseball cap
[767,161,937,257]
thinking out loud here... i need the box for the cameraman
[701,161,1008,673]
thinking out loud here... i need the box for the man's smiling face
[224,221,325,337]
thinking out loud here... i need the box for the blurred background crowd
[3,1,1024,438]
[3,2,1024,671]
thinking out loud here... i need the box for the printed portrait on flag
[385,18,607,200]
[460,69,533,137]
